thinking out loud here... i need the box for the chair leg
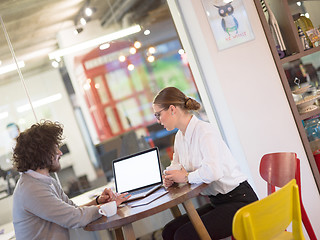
[300,203,317,240]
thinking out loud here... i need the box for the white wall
[168,0,320,237]
[0,69,96,182]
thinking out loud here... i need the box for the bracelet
[95,195,100,205]
[185,172,189,183]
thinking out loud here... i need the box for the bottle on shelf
[298,25,311,50]
[293,13,314,49]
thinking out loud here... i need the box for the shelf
[300,107,320,120]
[254,0,320,193]
[280,46,320,64]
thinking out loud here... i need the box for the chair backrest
[232,179,305,240]
[259,152,299,195]
[259,152,317,240]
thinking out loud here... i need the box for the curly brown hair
[12,120,64,172]
[153,87,201,111]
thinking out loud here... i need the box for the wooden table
[84,183,211,240]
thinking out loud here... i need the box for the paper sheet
[131,189,168,207]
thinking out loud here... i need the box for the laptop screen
[113,147,163,193]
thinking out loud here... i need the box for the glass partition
[0,2,210,233]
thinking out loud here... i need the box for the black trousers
[162,181,259,240]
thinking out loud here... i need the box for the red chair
[260,152,317,240]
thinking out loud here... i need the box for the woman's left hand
[164,167,188,183]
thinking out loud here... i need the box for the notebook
[112,147,163,201]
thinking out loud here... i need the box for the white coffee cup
[164,163,182,175]
[98,201,117,217]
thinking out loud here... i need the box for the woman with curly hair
[153,87,258,240]
[12,120,130,240]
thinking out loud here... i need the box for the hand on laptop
[115,192,131,206]
[97,188,130,206]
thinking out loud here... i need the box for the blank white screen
[114,149,162,193]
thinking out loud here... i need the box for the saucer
[292,85,311,95]
[296,95,320,110]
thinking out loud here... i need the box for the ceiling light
[85,7,93,17]
[144,29,150,35]
[127,64,134,71]
[52,61,59,68]
[147,55,155,63]
[17,93,62,113]
[0,61,25,75]
[148,47,156,54]
[18,47,54,62]
[305,12,310,18]
[99,43,110,50]
[129,47,137,54]
[297,1,301,6]
[83,83,91,90]
[178,49,185,55]
[134,41,142,49]
[49,25,141,60]
[119,55,126,62]
[80,17,87,26]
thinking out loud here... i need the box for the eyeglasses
[154,108,167,120]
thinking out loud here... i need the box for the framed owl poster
[201,0,254,50]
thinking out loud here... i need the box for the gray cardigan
[12,172,101,240]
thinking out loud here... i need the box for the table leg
[122,224,136,240]
[170,205,182,218]
[114,228,124,240]
[182,199,211,240]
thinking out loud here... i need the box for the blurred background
[0,1,208,238]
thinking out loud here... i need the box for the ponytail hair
[153,87,201,111]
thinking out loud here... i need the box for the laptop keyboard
[130,185,155,196]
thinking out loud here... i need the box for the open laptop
[112,147,163,201]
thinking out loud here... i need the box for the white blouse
[172,115,247,196]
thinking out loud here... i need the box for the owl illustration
[215,2,239,35]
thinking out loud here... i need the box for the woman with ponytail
[153,87,258,240]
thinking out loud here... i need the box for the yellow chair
[232,179,305,240]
